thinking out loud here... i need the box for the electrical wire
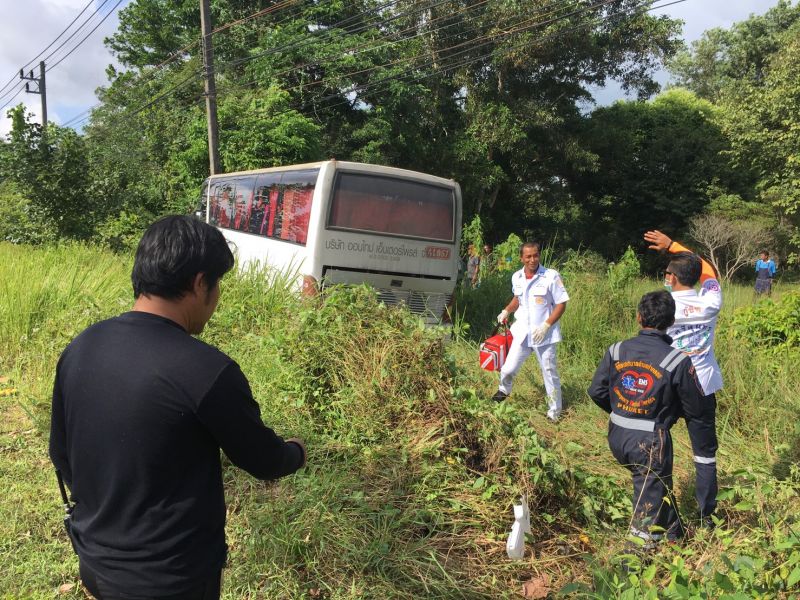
[61,0,339,128]
[68,0,685,132]
[215,0,603,105]
[0,84,28,114]
[46,0,126,72]
[0,0,96,98]
[216,0,583,97]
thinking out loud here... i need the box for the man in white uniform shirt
[493,242,569,421]
[645,230,721,523]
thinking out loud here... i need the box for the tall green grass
[0,242,798,599]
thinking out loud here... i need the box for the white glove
[530,322,551,344]
[497,309,509,324]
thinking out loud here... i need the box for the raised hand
[643,230,673,252]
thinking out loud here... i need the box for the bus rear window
[328,173,454,242]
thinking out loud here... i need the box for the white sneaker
[547,411,560,423]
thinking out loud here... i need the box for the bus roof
[206,160,457,187]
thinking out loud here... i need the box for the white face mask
[664,279,672,292]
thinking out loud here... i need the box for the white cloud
[588,0,787,105]
[0,0,125,135]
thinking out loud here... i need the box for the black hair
[132,215,234,299]
[519,241,541,256]
[667,252,702,287]
[761,250,769,257]
[637,291,676,331]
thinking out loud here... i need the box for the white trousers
[499,338,562,417]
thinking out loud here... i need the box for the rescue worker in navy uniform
[588,291,712,546]
[644,230,720,525]
[493,241,569,421]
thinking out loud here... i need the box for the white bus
[198,160,462,324]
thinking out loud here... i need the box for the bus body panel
[202,161,461,324]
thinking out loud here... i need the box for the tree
[570,88,734,258]
[668,0,800,101]
[689,213,772,281]
[718,25,800,262]
[1,106,92,240]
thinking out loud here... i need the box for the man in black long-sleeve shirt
[49,215,306,599]
[588,291,711,546]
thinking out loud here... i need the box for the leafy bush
[461,214,484,254]
[606,246,641,293]
[493,232,523,272]
[0,182,57,244]
[730,292,800,351]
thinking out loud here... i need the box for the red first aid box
[480,326,512,371]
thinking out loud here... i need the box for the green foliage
[217,88,323,171]
[606,247,641,294]
[2,242,800,597]
[668,0,800,101]
[569,466,800,599]
[493,233,523,273]
[730,292,800,351]
[718,27,800,263]
[0,181,56,244]
[460,214,484,255]
[574,89,732,258]
[1,106,93,240]
[94,210,149,252]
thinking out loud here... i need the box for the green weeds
[0,242,798,598]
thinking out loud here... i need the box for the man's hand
[644,230,673,252]
[530,322,551,344]
[287,438,307,468]
[497,309,509,324]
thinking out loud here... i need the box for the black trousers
[80,562,221,600]
[608,422,684,543]
[686,392,719,518]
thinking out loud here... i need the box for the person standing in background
[466,243,481,288]
[755,250,777,295]
[478,243,495,285]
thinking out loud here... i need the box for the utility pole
[200,0,220,175]
[20,61,47,127]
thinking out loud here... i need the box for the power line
[68,0,413,129]
[46,0,126,73]
[62,0,320,128]
[0,0,96,98]
[307,0,691,118]
[216,0,582,98]
[69,0,616,128]
[70,0,685,135]
[0,84,27,114]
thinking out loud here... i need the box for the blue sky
[0,0,789,136]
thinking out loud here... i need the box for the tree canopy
[2,0,798,268]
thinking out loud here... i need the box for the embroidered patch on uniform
[535,297,546,305]
[704,281,720,292]
[619,370,654,398]
[555,276,565,289]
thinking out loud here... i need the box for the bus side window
[232,176,256,232]
[212,180,236,228]
[253,173,282,237]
